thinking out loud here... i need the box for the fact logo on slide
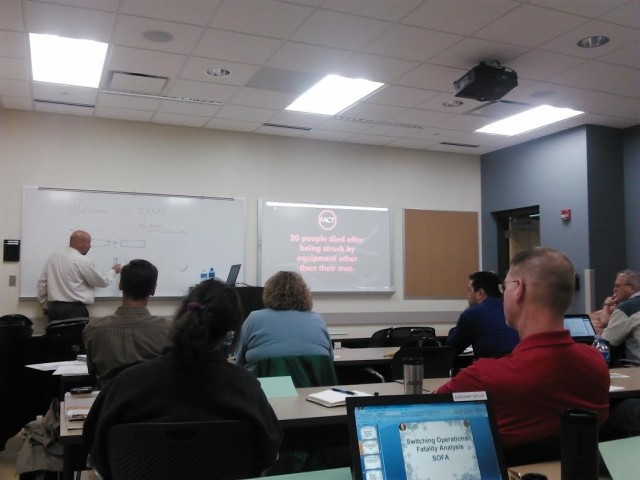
[318,210,337,231]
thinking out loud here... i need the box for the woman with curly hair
[235,271,333,371]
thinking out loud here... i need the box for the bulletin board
[404,209,479,299]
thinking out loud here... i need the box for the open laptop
[346,392,508,480]
[225,264,241,286]
[563,314,596,344]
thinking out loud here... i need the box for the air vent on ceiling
[439,141,479,148]
[101,90,223,106]
[262,123,311,131]
[334,116,423,129]
[34,99,94,108]
[108,71,168,95]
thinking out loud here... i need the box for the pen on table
[332,387,356,395]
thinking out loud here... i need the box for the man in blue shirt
[446,271,519,358]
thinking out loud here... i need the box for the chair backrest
[107,420,257,480]
[253,355,338,388]
[0,314,33,329]
[392,346,456,380]
[45,317,89,359]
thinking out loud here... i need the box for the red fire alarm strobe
[561,209,571,222]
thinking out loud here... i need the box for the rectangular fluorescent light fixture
[286,74,384,115]
[30,33,108,88]
[476,105,584,136]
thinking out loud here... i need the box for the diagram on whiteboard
[20,187,245,298]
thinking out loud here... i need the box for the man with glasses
[597,270,640,362]
[435,248,609,452]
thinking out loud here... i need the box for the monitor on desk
[346,392,508,480]
[563,314,596,344]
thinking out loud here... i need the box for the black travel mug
[560,408,598,480]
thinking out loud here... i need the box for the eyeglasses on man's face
[499,280,519,294]
[613,283,633,290]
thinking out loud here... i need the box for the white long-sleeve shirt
[37,247,116,307]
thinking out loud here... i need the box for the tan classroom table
[332,347,398,367]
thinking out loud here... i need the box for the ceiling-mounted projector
[453,62,518,102]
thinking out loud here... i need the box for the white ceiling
[1,0,638,155]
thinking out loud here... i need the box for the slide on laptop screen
[346,392,508,480]
[563,314,596,343]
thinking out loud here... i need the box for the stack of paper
[306,389,372,407]
[64,390,99,429]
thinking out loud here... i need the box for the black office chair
[107,420,257,480]
[45,317,89,360]
[391,346,456,380]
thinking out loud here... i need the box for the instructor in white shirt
[37,230,121,321]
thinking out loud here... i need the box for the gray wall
[586,126,626,303]
[623,126,640,272]
[482,126,601,313]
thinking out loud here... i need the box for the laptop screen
[346,392,507,480]
[226,264,241,286]
[563,314,596,342]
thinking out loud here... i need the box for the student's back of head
[469,271,502,298]
[171,279,242,365]
[120,259,158,300]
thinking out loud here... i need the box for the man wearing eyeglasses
[597,270,640,362]
[435,247,609,451]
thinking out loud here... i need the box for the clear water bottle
[592,336,610,366]
[200,269,207,281]
[208,267,216,279]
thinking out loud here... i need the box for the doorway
[494,206,540,279]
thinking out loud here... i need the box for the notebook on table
[346,392,508,480]
[563,314,596,344]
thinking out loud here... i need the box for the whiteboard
[258,200,393,293]
[20,187,245,298]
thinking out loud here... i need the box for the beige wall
[0,109,480,323]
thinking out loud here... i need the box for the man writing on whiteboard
[37,230,121,321]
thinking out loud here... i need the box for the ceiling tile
[600,1,640,29]
[24,1,116,42]
[347,133,395,146]
[263,110,326,128]
[390,107,456,128]
[97,91,162,110]
[210,0,312,39]
[364,25,463,62]
[300,129,354,143]
[113,15,204,55]
[179,57,260,86]
[152,111,208,127]
[340,102,405,122]
[418,92,486,113]
[292,10,391,51]
[428,38,527,69]
[0,57,29,80]
[228,87,296,110]
[195,29,282,65]
[1,95,32,109]
[49,0,120,11]
[395,64,466,92]
[244,67,321,94]
[530,0,629,18]
[508,50,586,80]
[321,0,422,22]
[204,117,259,132]
[121,0,222,26]
[0,0,24,30]
[599,41,640,69]
[333,53,419,84]
[254,124,308,137]
[549,61,638,98]
[365,85,439,108]
[474,4,587,47]
[214,104,278,123]
[403,0,519,35]
[168,79,238,103]
[314,117,371,134]
[539,20,640,59]
[107,46,188,79]
[0,31,28,58]
[266,42,353,74]
[0,78,30,97]
[95,105,154,121]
